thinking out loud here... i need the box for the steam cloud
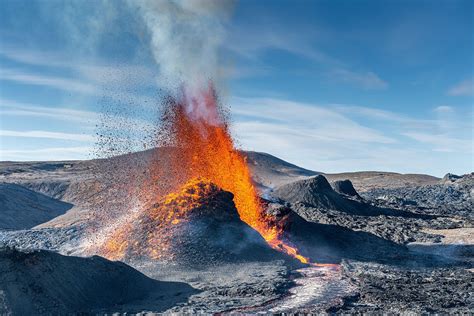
[130,0,235,96]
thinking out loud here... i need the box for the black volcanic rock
[272,175,429,219]
[0,248,196,314]
[264,203,458,266]
[287,213,409,264]
[262,202,423,265]
[364,173,473,219]
[441,173,462,183]
[332,179,360,198]
[273,175,334,206]
[272,175,367,215]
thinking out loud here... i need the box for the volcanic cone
[99,178,297,266]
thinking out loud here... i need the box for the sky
[0,0,473,176]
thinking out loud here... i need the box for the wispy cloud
[434,105,454,113]
[0,46,156,86]
[232,97,396,144]
[333,104,472,132]
[0,67,156,107]
[402,132,472,153]
[448,78,473,96]
[0,68,98,94]
[0,98,98,124]
[0,146,93,161]
[226,22,388,89]
[227,23,339,66]
[230,96,396,171]
[330,68,388,90]
[0,130,94,142]
[0,98,155,136]
[230,97,472,175]
[0,46,158,108]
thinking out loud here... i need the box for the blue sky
[0,0,472,176]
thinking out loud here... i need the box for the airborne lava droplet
[100,83,313,265]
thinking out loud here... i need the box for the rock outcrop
[272,175,404,217]
[332,179,361,199]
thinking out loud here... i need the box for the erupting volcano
[99,177,300,265]
[99,84,312,265]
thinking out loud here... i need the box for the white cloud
[0,98,98,124]
[0,47,67,68]
[0,47,158,108]
[0,146,92,161]
[0,46,156,86]
[0,68,98,94]
[448,78,473,96]
[330,68,388,90]
[0,98,156,136]
[225,23,388,90]
[434,105,454,113]
[231,97,396,144]
[0,67,156,107]
[230,97,396,172]
[0,130,94,142]
[334,104,472,133]
[230,96,472,176]
[402,132,472,153]
[226,23,339,66]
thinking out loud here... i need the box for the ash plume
[129,0,235,106]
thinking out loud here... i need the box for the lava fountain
[139,83,313,264]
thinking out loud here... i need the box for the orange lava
[100,178,225,261]
[142,84,313,264]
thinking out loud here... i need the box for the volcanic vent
[97,85,311,265]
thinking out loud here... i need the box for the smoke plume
[129,0,234,99]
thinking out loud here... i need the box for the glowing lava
[100,178,234,261]
[143,84,313,264]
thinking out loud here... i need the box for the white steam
[129,0,234,95]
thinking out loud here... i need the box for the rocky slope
[324,171,439,192]
[265,202,414,265]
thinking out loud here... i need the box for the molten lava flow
[141,84,314,265]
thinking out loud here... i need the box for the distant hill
[323,171,439,192]
[0,183,72,230]
[242,151,319,189]
[0,148,440,229]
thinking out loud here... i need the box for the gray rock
[332,179,361,198]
